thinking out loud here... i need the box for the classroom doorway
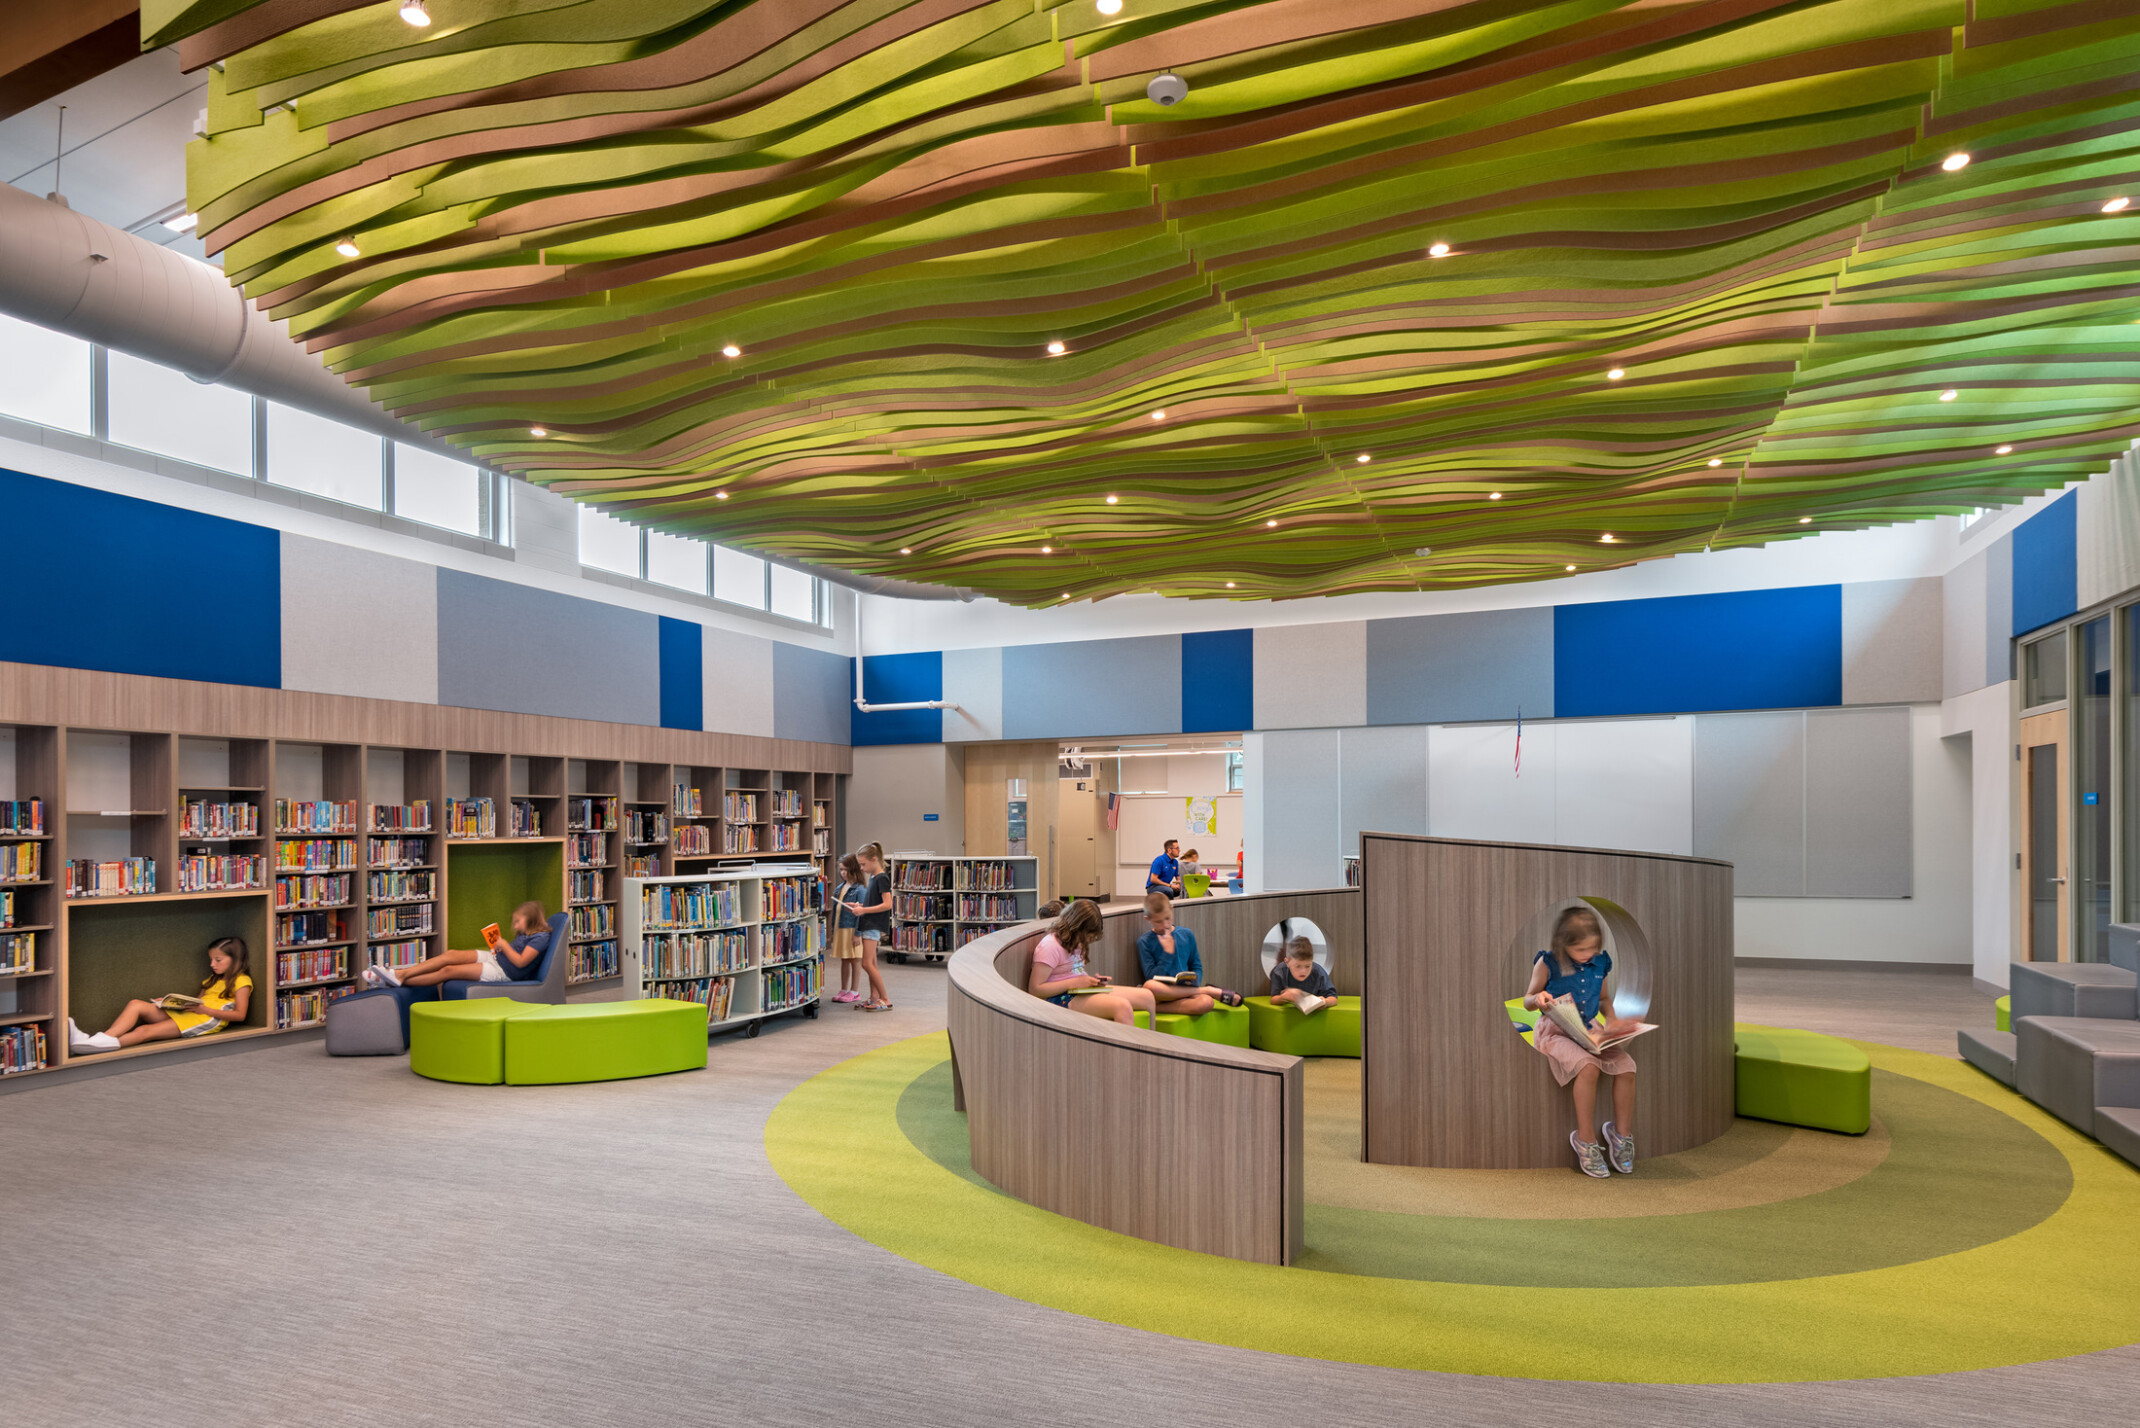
[2019,708,2068,962]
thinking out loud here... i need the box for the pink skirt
[1534,1014,1637,1086]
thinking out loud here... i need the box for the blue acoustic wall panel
[850,651,940,746]
[0,467,280,688]
[436,570,660,723]
[2011,490,2079,637]
[775,642,855,745]
[657,617,703,731]
[1553,585,1842,717]
[1366,607,1554,725]
[1182,629,1252,733]
[1002,635,1182,739]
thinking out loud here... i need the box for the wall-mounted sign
[923,813,939,821]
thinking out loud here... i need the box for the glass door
[2020,709,2069,962]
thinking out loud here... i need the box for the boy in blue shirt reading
[1137,892,1243,1014]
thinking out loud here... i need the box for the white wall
[1109,753,1237,888]
[847,744,965,858]
[1942,681,2017,986]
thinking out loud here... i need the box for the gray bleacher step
[1958,1027,2016,1087]
[2096,1106,2140,1171]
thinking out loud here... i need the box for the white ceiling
[0,46,210,262]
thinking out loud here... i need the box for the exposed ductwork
[0,179,977,603]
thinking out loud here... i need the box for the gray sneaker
[1601,1120,1635,1174]
[1570,1130,1611,1179]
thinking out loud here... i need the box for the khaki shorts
[832,927,861,960]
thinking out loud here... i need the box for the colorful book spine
[276,911,347,946]
[276,947,348,984]
[761,877,817,920]
[763,959,821,1012]
[639,881,740,930]
[275,986,353,1029]
[723,824,761,854]
[274,873,351,909]
[177,854,268,892]
[567,797,618,831]
[896,861,952,890]
[509,800,541,837]
[0,1024,46,1075]
[366,869,437,903]
[891,923,950,953]
[626,854,660,878]
[639,929,748,977]
[812,829,831,855]
[274,800,356,834]
[180,798,259,839]
[0,931,36,974]
[673,823,713,857]
[650,975,733,1021]
[761,918,825,964]
[771,790,804,818]
[367,939,428,970]
[955,860,1024,891]
[65,858,155,898]
[0,887,11,926]
[769,823,802,852]
[723,791,760,823]
[273,838,356,871]
[671,785,703,817]
[367,905,435,938]
[957,893,1022,922]
[568,869,605,904]
[368,801,433,832]
[626,809,668,845]
[569,903,616,938]
[567,832,609,868]
[812,800,830,828]
[1,798,44,836]
[1,843,42,881]
[895,891,950,921]
[568,940,619,982]
[366,836,430,867]
[446,799,495,838]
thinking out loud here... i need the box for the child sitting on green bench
[1269,936,1339,1013]
[1136,892,1242,1015]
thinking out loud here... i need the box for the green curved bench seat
[1996,995,2011,1033]
[1243,996,1361,1057]
[1133,1002,1251,1048]
[1734,1023,1871,1135]
[410,998,709,1085]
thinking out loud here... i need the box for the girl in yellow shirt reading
[68,937,253,1054]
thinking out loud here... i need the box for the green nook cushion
[503,998,710,1085]
[1244,996,1362,1058]
[410,1000,546,1084]
[1733,1023,1872,1135]
[1996,996,2011,1034]
[1133,1001,1250,1048]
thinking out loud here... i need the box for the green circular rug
[766,1031,2140,1383]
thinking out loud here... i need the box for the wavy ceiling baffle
[153,0,2140,605]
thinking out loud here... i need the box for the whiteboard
[1116,793,1241,878]
[1426,718,1692,856]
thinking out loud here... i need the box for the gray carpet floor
[3,962,2135,1428]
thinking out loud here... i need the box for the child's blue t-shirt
[1535,949,1610,1022]
[833,882,859,931]
[1136,926,1202,980]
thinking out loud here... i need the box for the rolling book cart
[621,862,825,1038]
[886,855,1039,964]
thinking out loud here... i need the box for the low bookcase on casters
[621,863,825,1038]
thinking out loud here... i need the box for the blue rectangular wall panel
[849,651,940,746]
[1365,607,1554,724]
[774,642,854,745]
[2011,490,2079,637]
[0,467,280,688]
[1002,635,1182,739]
[1553,585,1843,717]
[1181,629,1253,732]
[657,617,703,731]
[437,570,660,723]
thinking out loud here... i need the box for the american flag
[1105,792,1120,830]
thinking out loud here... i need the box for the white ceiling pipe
[853,595,961,713]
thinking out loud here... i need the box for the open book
[1541,998,1654,1053]
[1149,971,1199,986]
[155,993,204,1010]
[481,922,505,949]
[1291,993,1330,1015]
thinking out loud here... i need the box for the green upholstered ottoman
[1133,1002,1251,1048]
[1244,996,1362,1057]
[410,1000,544,1084]
[1996,995,2011,1033]
[1734,1024,1871,1134]
[503,998,709,1085]
[1504,997,1540,1046]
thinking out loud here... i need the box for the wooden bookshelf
[621,863,824,1037]
[564,759,621,984]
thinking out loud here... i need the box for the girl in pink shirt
[1027,900,1158,1028]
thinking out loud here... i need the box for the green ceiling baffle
[159,0,2140,604]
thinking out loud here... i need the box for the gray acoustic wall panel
[1805,705,1912,896]
[1260,728,1342,890]
[1841,578,1941,705]
[1254,620,1366,729]
[1942,551,1989,699]
[1340,724,1428,856]
[772,641,852,745]
[507,481,581,576]
[2078,450,2140,612]
[1001,635,1181,739]
[1365,606,1554,725]
[281,532,438,704]
[436,569,658,723]
[941,645,1004,742]
[1693,711,1805,896]
[702,624,775,739]
[1984,533,2013,686]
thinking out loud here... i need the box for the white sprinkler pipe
[853,597,960,714]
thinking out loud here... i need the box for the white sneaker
[360,966,384,988]
[68,1017,94,1051]
[79,1032,121,1054]
[376,965,402,987]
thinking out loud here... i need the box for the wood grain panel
[1081,888,1363,997]
[1362,834,1734,1168]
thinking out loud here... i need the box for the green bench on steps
[1133,1001,1251,1047]
[1733,1023,1871,1134]
[410,998,710,1085]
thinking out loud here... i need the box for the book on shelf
[367,869,437,903]
[274,873,352,909]
[509,799,542,837]
[891,923,950,954]
[651,974,734,1020]
[812,830,831,855]
[1,930,37,974]
[2,842,43,881]
[638,882,739,929]
[569,903,616,938]
[178,853,267,892]
[276,947,348,984]
[768,823,803,852]
[276,910,347,946]
[671,784,704,817]
[1,1024,47,1075]
[763,959,821,1011]
[722,825,761,854]
[761,875,820,920]
[957,893,1022,921]
[566,796,618,832]
[65,857,154,898]
[641,928,748,977]
[625,808,667,845]
[367,836,430,867]
[180,797,258,839]
[567,831,610,867]
[724,791,760,823]
[568,939,619,982]
[761,918,825,963]
[273,838,356,871]
[275,799,356,834]
[895,891,950,921]
[1539,999,1656,1053]
[673,823,713,856]
[2,797,44,836]
[770,789,803,818]
[626,854,660,878]
[955,859,1028,892]
[446,798,495,838]
[276,984,354,1030]
[812,799,830,827]
[0,887,12,926]
[368,801,432,833]
[368,905,435,938]
[568,869,605,904]
[894,860,953,890]
[367,939,427,971]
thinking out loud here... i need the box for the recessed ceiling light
[714,490,729,500]
[1356,453,1371,463]
[1414,547,1432,557]
[1105,494,1119,504]
[1226,582,1235,588]
[1939,389,1959,401]
[162,212,198,233]
[1047,341,1066,355]
[1600,534,1614,542]
[1995,444,2013,455]
[1565,564,1576,572]
[1097,0,1123,13]
[1427,242,1450,258]
[2103,197,2129,213]
[1265,519,1278,528]
[900,547,912,555]
[1707,457,1723,467]
[1041,545,1053,554]
[334,236,361,257]
[1606,368,1625,381]
[721,344,741,358]
[1151,410,1166,421]
[529,426,546,437]
[399,0,431,27]
[1488,491,1502,500]
[1799,516,1812,524]
[1941,152,1970,172]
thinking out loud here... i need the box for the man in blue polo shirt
[1147,839,1182,898]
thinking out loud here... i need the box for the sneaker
[1601,1121,1635,1174]
[1571,1130,1611,1179]
[80,1032,121,1054]
[376,965,403,987]
[67,1017,93,1051]
[835,990,859,1003]
[360,966,384,989]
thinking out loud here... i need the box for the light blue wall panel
[2077,452,2140,610]
[1001,635,1182,739]
[1340,724,1428,857]
[1841,578,1941,705]
[1941,551,1989,699]
[702,624,775,739]
[942,645,1004,742]
[1254,620,1365,729]
[281,532,437,704]
[1985,535,2013,688]
[1365,607,1554,724]
[436,570,659,723]
[774,642,853,745]
[1261,728,1342,890]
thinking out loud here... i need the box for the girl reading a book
[68,936,252,1054]
[1522,906,1638,1178]
[829,853,865,1004]
[363,901,550,988]
[841,843,894,1013]
[1029,899,1159,1028]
